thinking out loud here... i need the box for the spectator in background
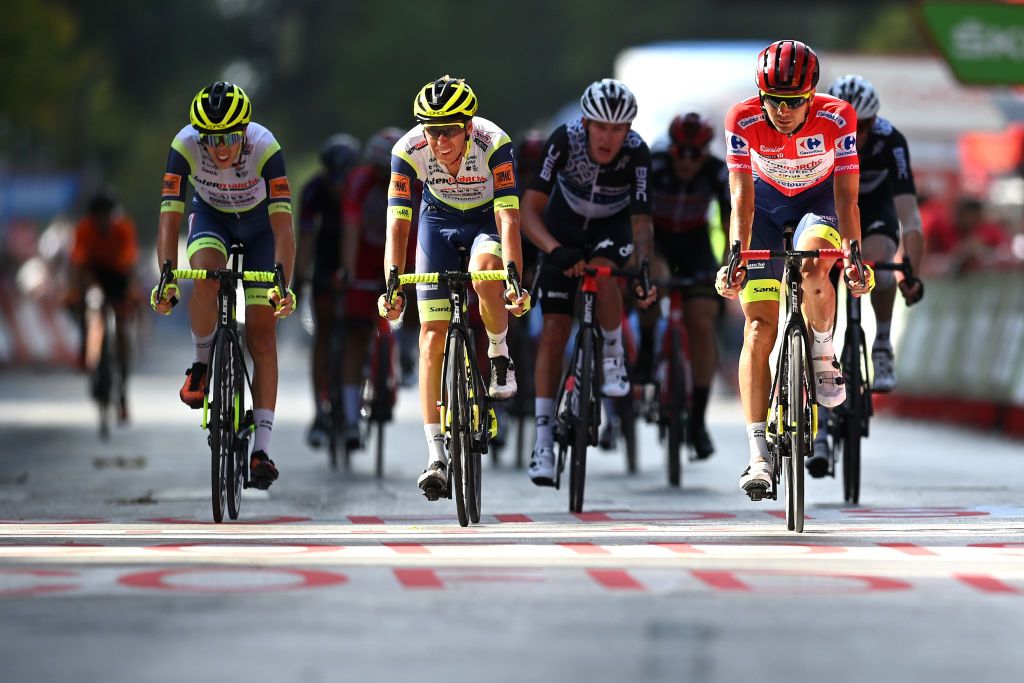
[67,187,140,420]
[947,197,1010,273]
[297,133,362,448]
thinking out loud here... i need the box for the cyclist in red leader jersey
[715,40,872,497]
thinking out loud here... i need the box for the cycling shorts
[741,179,841,305]
[654,228,719,299]
[534,187,633,316]
[186,200,275,306]
[414,200,502,322]
[859,190,900,246]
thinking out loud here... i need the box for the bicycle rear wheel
[467,363,485,524]
[209,332,232,523]
[445,333,470,527]
[785,329,807,533]
[569,332,595,513]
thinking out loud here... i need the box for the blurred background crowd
[2,0,1023,431]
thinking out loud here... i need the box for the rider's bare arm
[519,189,558,254]
[728,170,755,248]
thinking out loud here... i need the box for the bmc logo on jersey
[835,134,858,157]
[796,135,825,156]
[727,132,749,156]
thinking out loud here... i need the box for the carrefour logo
[797,134,825,156]
[835,134,858,157]
[727,131,749,156]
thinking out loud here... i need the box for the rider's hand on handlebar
[634,282,658,309]
[505,287,532,317]
[548,245,586,277]
[844,261,874,297]
[715,264,745,300]
[268,286,297,318]
[898,275,924,306]
[150,283,179,315]
[377,292,405,321]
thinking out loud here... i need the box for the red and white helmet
[755,40,819,94]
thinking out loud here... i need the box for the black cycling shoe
[691,424,715,461]
[250,450,279,489]
[805,439,830,479]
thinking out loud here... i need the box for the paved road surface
[1,345,1022,682]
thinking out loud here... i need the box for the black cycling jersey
[650,152,730,234]
[529,119,651,219]
[299,173,344,286]
[858,117,917,200]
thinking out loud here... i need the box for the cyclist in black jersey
[638,113,731,460]
[806,74,926,476]
[297,133,361,448]
[521,78,657,486]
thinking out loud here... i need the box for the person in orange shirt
[68,188,140,419]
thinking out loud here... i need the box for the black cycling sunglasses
[423,123,466,140]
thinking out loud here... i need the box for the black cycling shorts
[534,188,633,316]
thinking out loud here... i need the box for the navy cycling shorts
[186,200,276,305]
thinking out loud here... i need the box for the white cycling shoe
[739,457,773,494]
[528,446,556,487]
[488,356,517,401]
[812,353,846,408]
[601,355,630,397]
[871,347,897,393]
[417,459,448,501]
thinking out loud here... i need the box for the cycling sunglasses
[423,122,466,139]
[760,91,812,110]
[671,144,706,160]
[200,131,245,148]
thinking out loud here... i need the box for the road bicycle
[359,312,398,479]
[827,256,915,504]
[82,287,123,440]
[157,246,287,523]
[725,230,863,532]
[552,263,648,513]
[385,249,522,526]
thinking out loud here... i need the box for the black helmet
[319,133,361,179]
[87,187,118,216]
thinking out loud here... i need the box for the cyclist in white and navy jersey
[805,74,926,477]
[521,78,657,486]
[377,75,531,499]
[151,81,296,488]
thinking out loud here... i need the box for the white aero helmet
[580,78,638,124]
[827,74,880,119]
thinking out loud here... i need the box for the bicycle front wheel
[569,332,595,513]
[445,332,471,527]
[665,327,690,487]
[209,331,232,523]
[785,329,807,533]
[226,339,246,521]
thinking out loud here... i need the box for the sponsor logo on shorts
[619,243,634,258]
[389,173,412,199]
[162,173,182,196]
[546,291,570,300]
[269,177,291,199]
[595,238,614,251]
[492,162,515,190]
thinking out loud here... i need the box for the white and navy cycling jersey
[387,117,519,221]
[858,117,917,199]
[529,119,651,219]
[160,122,292,217]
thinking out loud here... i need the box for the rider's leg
[591,256,629,397]
[471,249,517,400]
[795,223,845,408]
[310,284,333,414]
[342,326,372,427]
[863,232,900,392]
[529,313,572,484]
[684,295,720,457]
[245,295,281,482]
[178,246,226,407]
[738,297,780,489]
[636,253,669,384]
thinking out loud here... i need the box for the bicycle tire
[786,329,806,533]
[619,395,638,475]
[665,327,688,487]
[375,420,385,479]
[227,340,245,521]
[209,332,231,523]
[446,332,470,527]
[569,331,594,513]
[468,355,485,523]
[842,336,864,504]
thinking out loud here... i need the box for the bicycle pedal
[744,483,770,502]
[247,480,272,491]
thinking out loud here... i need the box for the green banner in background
[919,1,1024,85]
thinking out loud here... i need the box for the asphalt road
[1,338,1022,683]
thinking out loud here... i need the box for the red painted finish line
[2,568,1020,596]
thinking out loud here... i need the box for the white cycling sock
[423,424,446,466]
[487,327,509,359]
[534,397,555,450]
[746,421,769,462]
[602,325,624,358]
[810,325,836,358]
[343,385,361,425]
[253,409,274,454]
[192,331,215,364]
